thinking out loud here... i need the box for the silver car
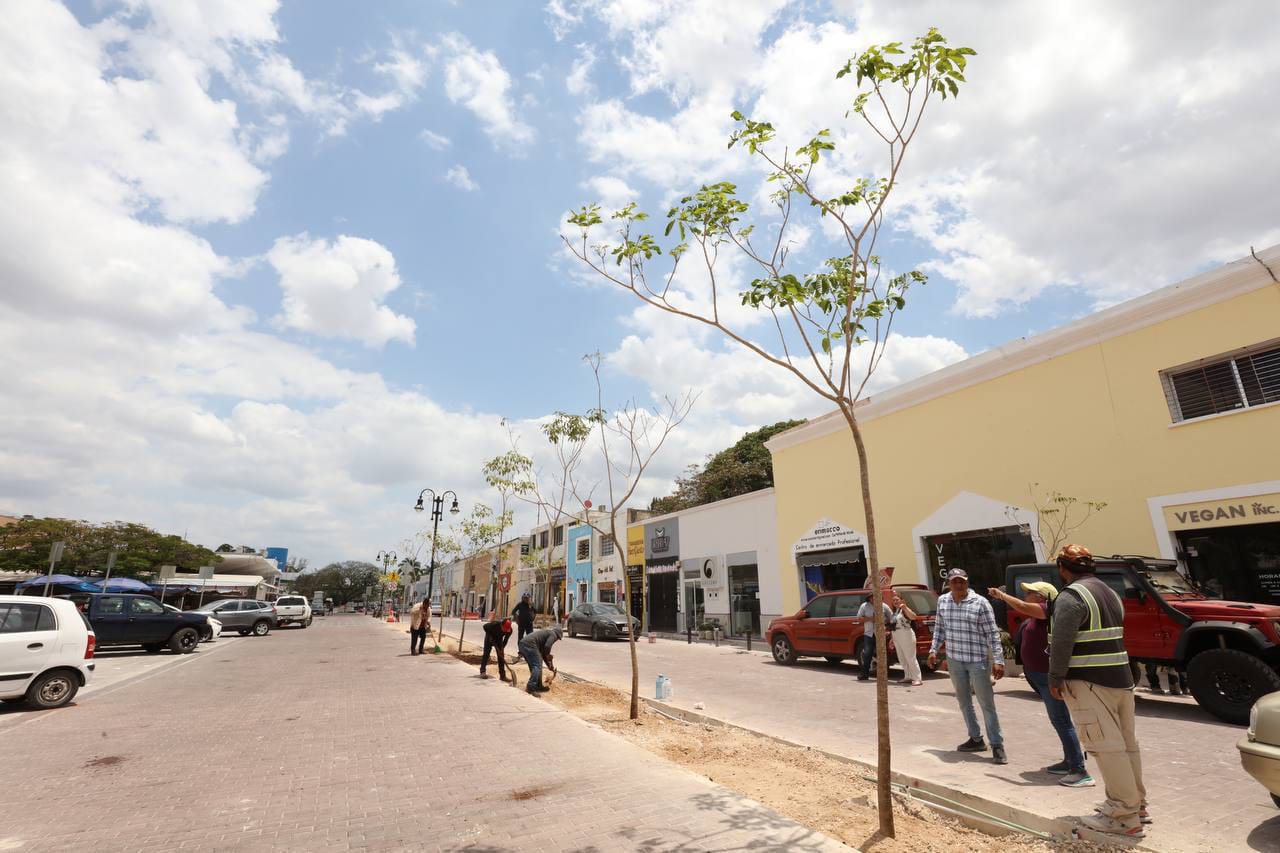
[193,599,276,636]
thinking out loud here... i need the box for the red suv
[766,585,938,671]
[996,556,1280,724]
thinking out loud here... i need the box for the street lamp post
[376,549,397,617]
[414,487,459,641]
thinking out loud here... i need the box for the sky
[1,0,1278,568]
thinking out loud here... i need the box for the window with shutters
[576,537,590,562]
[1162,339,1280,422]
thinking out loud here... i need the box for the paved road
[0,614,850,853]
[437,616,1280,853]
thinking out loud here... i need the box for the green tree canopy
[0,517,222,577]
[649,419,805,513]
[292,561,381,605]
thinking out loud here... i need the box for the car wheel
[304,617,313,628]
[772,635,797,665]
[824,656,844,665]
[25,670,79,709]
[252,619,271,637]
[569,622,577,639]
[142,643,164,654]
[1186,648,1280,725]
[170,627,200,654]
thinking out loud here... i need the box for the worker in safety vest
[1048,544,1147,839]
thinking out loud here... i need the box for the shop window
[1163,339,1280,422]
[923,525,1037,597]
[600,535,615,557]
[554,525,565,546]
[538,530,548,549]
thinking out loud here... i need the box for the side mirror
[797,609,809,620]
[1124,587,1145,602]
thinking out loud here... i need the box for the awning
[796,547,864,569]
[159,575,265,589]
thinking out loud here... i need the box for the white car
[164,604,221,642]
[273,595,313,628]
[0,595,95,709]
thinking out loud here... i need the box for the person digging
[480,617,513,681]
[518,625,562,695]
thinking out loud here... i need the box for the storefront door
[1178,522,1280,604]
[729,564,760,636]
[923,526,1036,595]
[683,578,704,632]
[647,567,679,632]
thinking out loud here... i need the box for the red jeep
[766,584,938,671]
[996,556,1280,724]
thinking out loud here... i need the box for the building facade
[566,523,593,611]
[765,246,1280,614]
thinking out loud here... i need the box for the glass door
[683,580,704,631]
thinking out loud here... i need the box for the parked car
[567,602,640,641]
[162,604,221,641]
[192,599,276,636]
[274,595,313,628]
[765,584,939,670]
[0,595,95,709]
[994,556,1280,724]
[84,593,206,654]
[1240,692,1280,807]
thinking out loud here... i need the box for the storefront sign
[644,518,680,561]
[1163,492,1280,531]
[647,560,679,575]
[792,518,866,555]
[549,566,566,582]
[627,527,645,566]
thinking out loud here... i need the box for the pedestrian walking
[1048,544,1147,838]
[989,582,1093,787]
[888,592,923,686]
[1142,662,1186,696]
[408,597,431,656]
[512,593,534,641]
[517,625,562,694]
[856,597,892,681]
[480,617,513,681]
[928,568,1007,765]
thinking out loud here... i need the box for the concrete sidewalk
[436,616,1280,853]
[0,614,851,853]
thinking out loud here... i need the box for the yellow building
[767,246,1280,615]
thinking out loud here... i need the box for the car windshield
[1144,570,1202,596]
[894,589,938,616]
[594,603,624,616]
[279,598,305,606]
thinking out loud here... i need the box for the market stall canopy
[89,577,153,592]
[17,574,100,591]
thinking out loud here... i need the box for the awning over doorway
[796,547,863,569]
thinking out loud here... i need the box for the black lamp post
[376,549,397,616]
[414,488,459,637]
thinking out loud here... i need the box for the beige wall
[771,261,1280,615]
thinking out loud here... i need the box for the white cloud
[439,32,536,149]
[445,164,479,191]
[566,43,597,96]
[420,128,452,149]
[583,174,638,208]
[267,234,417,348]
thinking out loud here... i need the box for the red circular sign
[584,499,593,508]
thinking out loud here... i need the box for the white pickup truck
[273,595,312,628]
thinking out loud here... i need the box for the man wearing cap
[518,624,562,695]
[928,567,1007,764]
[479,616,513,681]
[990,581,1093,788]
[1048,544,1147,838]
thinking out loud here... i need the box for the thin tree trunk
[623,556,639,719]
[842,404,895,839]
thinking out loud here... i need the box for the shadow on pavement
[604,789,838,852]
[1247,813,1280,851]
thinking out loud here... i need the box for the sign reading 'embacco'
[1163,492,1280,531]
[792,517,867,555]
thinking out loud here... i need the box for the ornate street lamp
[375,549,397,616]
[414,488,459,638]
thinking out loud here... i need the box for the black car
[84,593,208,654]
[567,602,639,641]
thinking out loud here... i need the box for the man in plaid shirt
[928,567,1008,764]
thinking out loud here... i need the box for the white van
[0,595,96,709]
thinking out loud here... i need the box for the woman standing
[889,592,924,686]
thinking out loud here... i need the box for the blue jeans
[519,641,542,690]
[947,659,1003,747]
[1025,669,1087,771]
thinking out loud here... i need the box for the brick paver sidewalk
[436,616,1280,853]
[0,615,850,853]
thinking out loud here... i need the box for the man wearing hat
[1048,544,1146,839]
[990,581,1093,788]
[479,616,513,681]
[928,567,1008,764]
[518,624,562,695]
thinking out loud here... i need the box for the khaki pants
[1063,679,1146,818]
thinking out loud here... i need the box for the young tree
[565,29,975,837]
[1010,483,1108,558]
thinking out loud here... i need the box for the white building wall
[675,489,781,629]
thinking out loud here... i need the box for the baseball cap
[1020,581,1058,601]
[1056,544,1096,572]
[945,568,968,582]
[501,618,512,632]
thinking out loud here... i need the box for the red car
[766,584,938,671]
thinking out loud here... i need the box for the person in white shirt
[889,592,923,686]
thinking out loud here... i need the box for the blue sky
[3,1,1278,566]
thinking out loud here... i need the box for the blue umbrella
[17,574,100,592]
[90,577,153,593]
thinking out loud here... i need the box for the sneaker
[1060,771,1095,788]
[526,686,541,695]
[992,745,1008,765]
[1139,807,1152,824]
[1044,760,1071,775]
[1149,686,1165,695]
[857,675,869,682]
[957,737,987,753]
[1077,813,1144,838]
[910,680,923,686]
[1168,687,1183,696]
